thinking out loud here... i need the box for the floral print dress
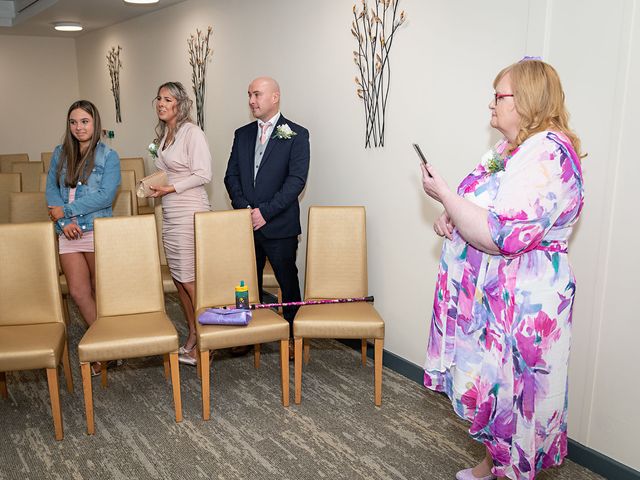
[424,131,584,480]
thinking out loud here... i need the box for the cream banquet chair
[0,153,29,173]
[11,161,44,192]
[41,152,53,172]
[78,215,182,434]
[195,209,290,420]
[262,259,282,311]
[0,173,21,223]
[120,157,153,214]
[39,172,48,192]
[154,204,177,294]
[0,222,74,440]
[112,190,133,216]
[10,192,49,223]
[293,206,385,406]
[118,169,138,216]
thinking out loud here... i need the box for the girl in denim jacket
[46,100,121,375]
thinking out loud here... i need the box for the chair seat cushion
[196,308,288,350]
[78,311,178,362]
[293,302,385,339]
[0,323,65,370]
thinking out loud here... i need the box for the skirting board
[339,339,640,480]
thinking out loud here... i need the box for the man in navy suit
[224,77,310,348]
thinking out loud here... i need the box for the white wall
[5,0,637,471]
[0,35,79,162]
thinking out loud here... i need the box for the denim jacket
[45,142,121,235]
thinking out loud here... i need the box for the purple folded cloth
[198,308,252,326]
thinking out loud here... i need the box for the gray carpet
[0,295,602,480]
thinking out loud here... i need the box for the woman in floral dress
[421,59,584,480]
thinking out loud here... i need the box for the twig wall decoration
[106,46,123,123]
[188,26,213,130]
[352,0,406,148]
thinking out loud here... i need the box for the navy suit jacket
[224,115,310,239]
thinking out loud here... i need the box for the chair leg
[294,337,303,404]
[280,339,289,407]
[46,368,63,441]
[163,354,170,381]
[374,338,383,406]
[277,288,282,313]
[169,352,182,423]
[303,338,310,365]
[80,362,95,435]
[200,350,210,420]
[0,372,7,399]
[62,340,73,393]
[361,339,368,366]
[101,363,108,388]
[254,344,261,369]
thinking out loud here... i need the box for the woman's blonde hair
[494,59,583,157]
[153,81,194,142]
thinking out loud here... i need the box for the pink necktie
[260,122,271,145]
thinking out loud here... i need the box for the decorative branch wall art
[106,46,123,123]
[352,0,406,148]
[188,26,213,130]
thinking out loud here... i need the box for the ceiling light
[124,0,160,4]
[53,22,83,32]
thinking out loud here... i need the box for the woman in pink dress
[46,100,121,376]
[149,82,212,365]
[421,59,584,479]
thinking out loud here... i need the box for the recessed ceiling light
[124,0,160,4]
[53,22,83,32]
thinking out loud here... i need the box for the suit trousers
[254,230,301,335]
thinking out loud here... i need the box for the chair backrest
[120,157,147,210]
[154,204,168,266]
[0,153,29,173]
[39,172,48,192]
[0,173,21,223]
[11,161,44,192]
[304,206,368,299]
[0,222,64,326]
[118,169,138,216]
[112,190,133,216]
[10,192,49,223]
[195,209,260,312]
[94,215,164,317]
[41,152,53,172]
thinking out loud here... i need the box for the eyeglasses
[494,93,514,103]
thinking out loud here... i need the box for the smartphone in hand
[413,143,432,177]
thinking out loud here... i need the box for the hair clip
[519,55,543,62]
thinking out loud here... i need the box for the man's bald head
[248,77,281,122]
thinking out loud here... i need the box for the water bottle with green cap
[235,280,249,309]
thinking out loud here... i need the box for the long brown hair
[494,60,583,157]
[57,100,102,187]
[153,82,194,143]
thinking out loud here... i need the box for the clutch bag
[136,170,168,198]
[198,308,252,326]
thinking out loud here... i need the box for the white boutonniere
[148,141,159,159]
[272,124,297,140]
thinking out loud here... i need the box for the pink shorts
[59,230,94,254]
[57,186,95,254]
